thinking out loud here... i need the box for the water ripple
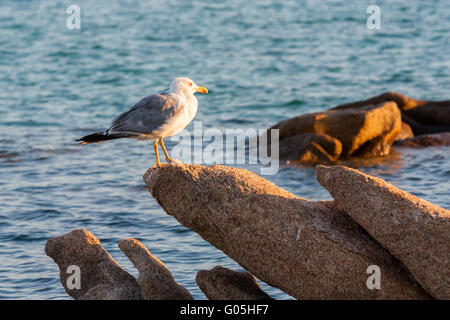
[0,0,449,300]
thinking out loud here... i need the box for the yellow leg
[159,137,172,162]
[153,140,162,167]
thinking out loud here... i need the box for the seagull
[76,77,208,167]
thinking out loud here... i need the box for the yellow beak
[195,86,208,94]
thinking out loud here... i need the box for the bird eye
[188,82,193,87]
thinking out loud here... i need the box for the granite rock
[316,165,450,299]
[45,229,142,300]
[118,238,193,300]
[332,92,450,135]
[268,102,401,158]
[394,132,450,148]
[196,266,272,300]
[144,163,427,299]
[278,133,342,163]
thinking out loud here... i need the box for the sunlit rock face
[144,163,428,300]
[45,229,192,300]
[45,229,143,300]
[118,238,193,300]
[267,92,450,164]
[268,101,402,162]
[316,165,450,299]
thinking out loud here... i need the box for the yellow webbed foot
[156,162,169,167]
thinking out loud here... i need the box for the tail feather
[76,131,137,144]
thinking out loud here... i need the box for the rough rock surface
[316,165,450,299]
[402,101,450,134]
[394,132,450,148]
[196,266,272,300]
[394,122,414,141]
[332,92,450,135]
[279,133,342,163]
[118,238,193,300]
[332,91,428,111]
[268,102,401,157]
[45,229,142,300]
[144,163,427,299]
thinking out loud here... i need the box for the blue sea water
[0,0,449,299]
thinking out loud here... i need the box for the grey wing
[108,93,183,134]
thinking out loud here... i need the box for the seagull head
[169,77,208,97]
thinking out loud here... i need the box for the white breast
[153,95,198,138]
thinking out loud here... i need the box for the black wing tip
[75,137,91,145]
[75,139,89,145]
[75,132,107,144]
[75,131,137,145]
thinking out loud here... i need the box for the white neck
[170,87,194,100]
